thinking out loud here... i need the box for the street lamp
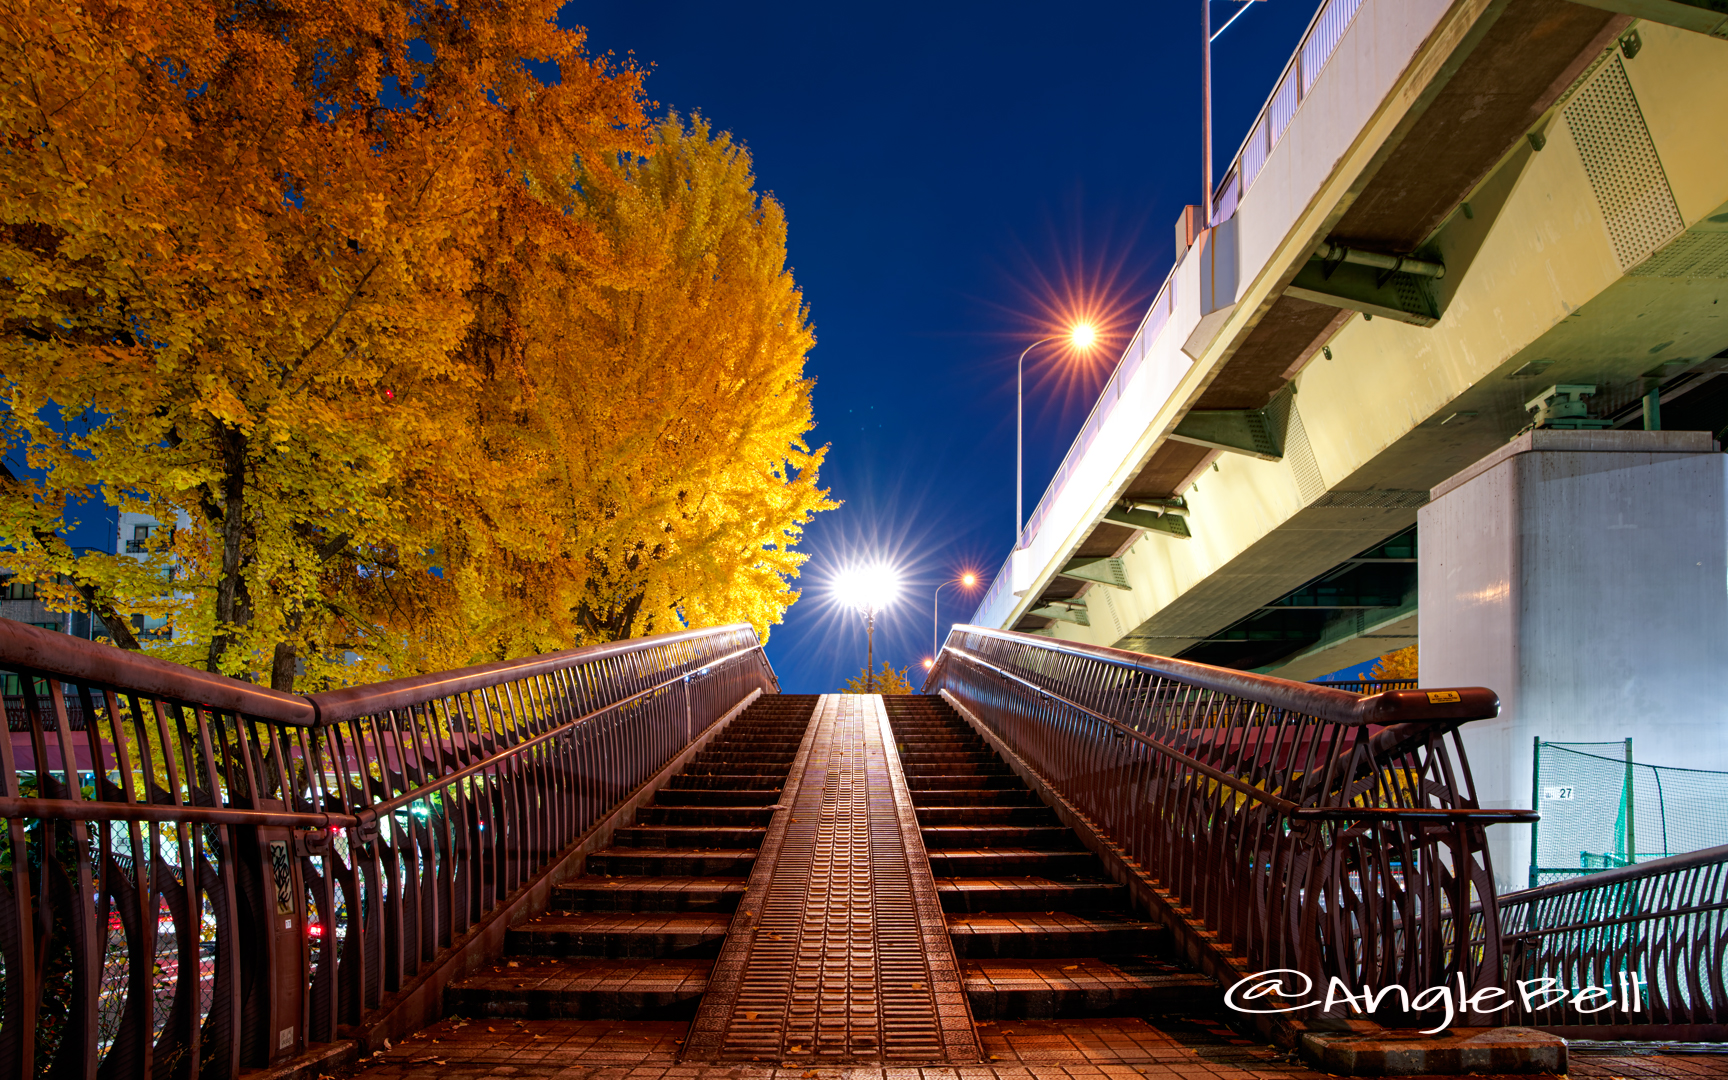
[1017,323,1099,536]
[835,563,901,694]
[1203,2,1267,217]
[932,572,979,662]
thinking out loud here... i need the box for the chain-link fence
[1529,739,1728,887]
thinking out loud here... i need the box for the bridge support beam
[1420,429,1728,892]
[1168,385,1294,461]
[1570,0,1728,38]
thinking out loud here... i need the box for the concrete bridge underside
[1004,2,1728,682]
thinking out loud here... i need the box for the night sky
[567,1,1329,692]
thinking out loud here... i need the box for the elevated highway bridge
[982,0,1728,669]
[970,0,1728,890]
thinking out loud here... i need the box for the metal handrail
[306,626,778,722]
[0,615,313,722]
[945,644,1529,825]
[0,617,778,1078]
[926,624,1517,1014]
[1312,678,1421,695]
[1502,842,1728,906]
[0,639,770,832]
[931,624,1499,727]
[1483,844,1728,1037]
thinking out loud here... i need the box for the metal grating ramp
[683,694,977,1064]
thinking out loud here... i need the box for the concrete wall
[1418,430,1728,892]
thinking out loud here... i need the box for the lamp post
[1202,0,1212,218]
[865,601,877,693]
[1203,1,1265,218]
[1017,323,1098,537]
[932,572,979,662]
[836,563,900,695]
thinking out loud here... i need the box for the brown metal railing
[1486,843,1728,1040]
[925,625,1530,1018]
[1311,679,1420,695]
[0,617,777,1079]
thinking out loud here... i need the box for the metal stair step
[669,774,791,790]
[905,774,1023,790]
[583,848,758,877]
[911,789,1043,807]
[916,805,1062,826]
[947,911,1170,958]
[926,848,1099,877]
[921,825,1078,849]
[507,911,732,959]
[552,876,748,913]
[445,957,710,1019]
[634,805,776,828]
[963,957,1218,1019]
[936,877,1126,913]
[900,761,1013,775]
[611,825,767,848]
[651,788,783,807]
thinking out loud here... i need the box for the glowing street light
[835,562,900,694]
[1017,323,1099,537]
[932,571,979,662]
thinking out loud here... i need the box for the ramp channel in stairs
[682,693,978,1064]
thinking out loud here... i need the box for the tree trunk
[206,426,250,674]
[576,590,646,643]
[269,641,297,693]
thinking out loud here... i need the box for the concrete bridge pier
[1420,429,1728,893]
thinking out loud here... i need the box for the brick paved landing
[333,1015,1725,1079]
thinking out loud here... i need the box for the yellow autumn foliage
[841,663,918,696]
[0,2,832,688]
[1369,645,1419,681]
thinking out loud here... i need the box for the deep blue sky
[564,1,1327,692]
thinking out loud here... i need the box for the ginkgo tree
[841,663,918,696]
[385,113,837,671]
[1,1,832,689]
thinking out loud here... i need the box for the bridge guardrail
[925,624,1530,1027]
[0,617,776,1079]
[1483,843,1728,1040]
[972,0,1382,636]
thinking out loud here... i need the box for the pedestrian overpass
[7,1,1728,1077]
[1,617,1723,1079]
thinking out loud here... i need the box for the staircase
[445,694,818,1019]
[882,694,1217,1020]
